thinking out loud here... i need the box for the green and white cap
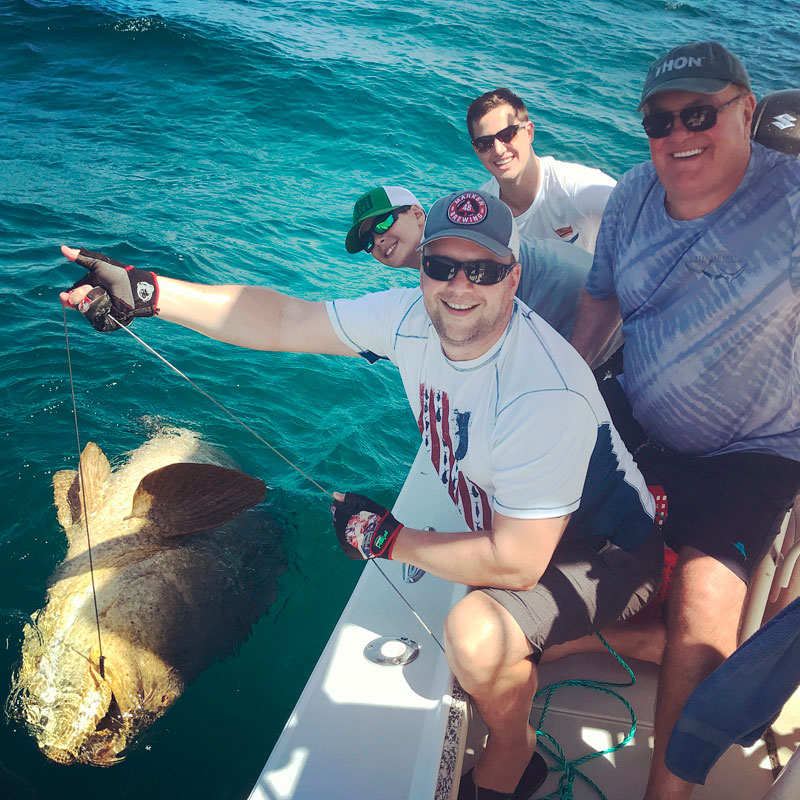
[345,185,422,254]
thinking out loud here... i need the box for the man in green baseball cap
[344,185,427,269]
[345,184,619,352]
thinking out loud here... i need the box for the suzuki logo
[771,113,797,131]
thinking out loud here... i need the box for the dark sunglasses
[422,254,514,285]
[471,123,526,153]
[360,205,411,253]
[641,94,743,139]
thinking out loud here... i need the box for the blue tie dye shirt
[586,142,800,459]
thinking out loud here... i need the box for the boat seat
[741,493,800,644]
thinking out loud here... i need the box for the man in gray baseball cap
[570,40,800,799]
[61,189,662,800]
[345,184,613,346]
[419,189,521,258]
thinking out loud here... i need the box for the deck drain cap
[364,636,420,666]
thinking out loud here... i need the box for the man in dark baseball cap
[638,40,751,109]
[570,40,800,799]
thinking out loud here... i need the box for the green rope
[531,633,637,800]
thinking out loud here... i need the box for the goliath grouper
[8,428,284,765]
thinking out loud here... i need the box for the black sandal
[458,751,548,800]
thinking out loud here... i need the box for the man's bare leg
[541,617,666,665]
[643,546,746,800]
[444,591,538,794]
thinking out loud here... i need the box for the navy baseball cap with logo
[638,41,751,109]
[418,190,520,261]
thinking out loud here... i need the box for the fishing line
[108,319,330,497]
[93,314,445,653]
[62,308,106,679]
[371,560,444,652]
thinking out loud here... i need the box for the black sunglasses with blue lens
[422,254,514,285]
[360,205,411,253]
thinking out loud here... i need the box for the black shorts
[481,526,664,662]
[599,376,800,583]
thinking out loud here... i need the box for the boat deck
[464,653,799,798]
[252,446,800,799]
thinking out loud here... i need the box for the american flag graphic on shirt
[417,384,491,530]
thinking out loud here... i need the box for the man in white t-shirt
[59,191,660,800]
[467,87,616,254]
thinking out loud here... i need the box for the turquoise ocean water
[1,0,799,797]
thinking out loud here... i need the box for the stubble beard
[427,302,510,358]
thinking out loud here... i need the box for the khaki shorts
[481,526,664,662]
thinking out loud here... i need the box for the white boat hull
[253,446,800,799]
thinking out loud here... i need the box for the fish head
[14,432,271,765]
[15,640,179,766]
[13,641,117,765]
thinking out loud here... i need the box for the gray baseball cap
[639,41,751,110]
[418,190,520,260]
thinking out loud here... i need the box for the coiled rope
[533,632,637,800]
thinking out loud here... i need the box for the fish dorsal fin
[52,442,111,529]
[53,469,80,528]
[129,463,267,536]
[77,442,111,515]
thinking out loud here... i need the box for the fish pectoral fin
[78,443,112,512]
[129,463,267,536]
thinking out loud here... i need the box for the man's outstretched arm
[59,245,356,357]
[569,289,621,368]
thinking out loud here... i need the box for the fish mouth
[82,693,129,765]
[39,692,129,766]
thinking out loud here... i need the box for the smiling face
[361,205,426,269]
[421,237,520,361]
[645,86,755,219]
[470,103,535,184]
